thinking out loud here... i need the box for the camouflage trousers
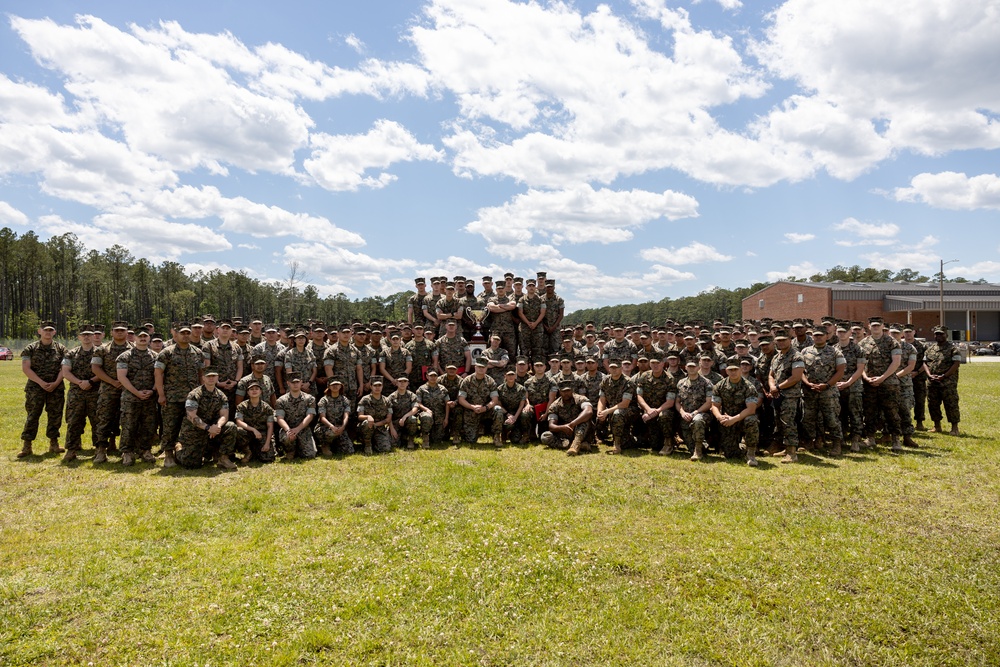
[280,425,317,458]
[238,427,276,462]
[633,409,674,449]
[719,414,759,459]
[912,375,927,423]
[64,387,99,450]
[313,423,354,454]
[359,422,393,453]
[421,407,449,444]
[897,379,915,436]
[119,398,158,454]
[927,379,960,425]
[21,383,65,441]
[678,412,709,449]
[756,395,775,445]
[461,405,505,443]
[801,390,843,442]
[494,329,517,360]
[175,420,237,468]
[160,401,187,452]
[541,420,593,449]
[863,382,901,437]
[519,326,548,364]
[395,413,433,442]
[596,406,637,447]
[95,385,124,448]
[500,409,534,441]
[839,388,864,439]
[545,329,561,354]
[774,394,801,452]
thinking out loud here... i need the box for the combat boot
[915,421,927,431]
[746,444,758,467]
[408,436,417,450]
[850,434,861,453]
[932,421,943,433]
[864,435,877,450]
[141,450,157,463]
[766,441,783,456]
[420,437,431,450]
[659,441,674,456]
[17,440,33,458]
[690,441,703,461]
[121,451,135,467]
[363,440,374,455]
[62,449,78,462]
[891,435,903,452]
[320,444,333,457]
[106,436,119,456]
[216,454,237,470]
[163,448,177,468]
[48,438,64,454]
[92,447,108,464]
[781,447,798,464]
[950,424,960,436]
[829,440,843,457]
[903,434,918,448]
[567,433,585,456]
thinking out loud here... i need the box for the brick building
[741,281,1000,341]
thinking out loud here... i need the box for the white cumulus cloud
[893,172,1000,210]
[784,232,815,243]
[640,242,732,265]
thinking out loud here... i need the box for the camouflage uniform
[235,399,276,462]
[62,344,99,451]
[517,293,547,363]
[323,342,363,405]
[523,373,555,437]
[156,344,205,453]
[458,374,503,442]
[540,292,565,353]
[712,377,760,458]
[578,370,604,407]
[496,380,532,441]
[435,297,463,337]
[176,385,236,468]
[440,372,464,439]
[390,388,432,443]
[754,350,778,446]
[309,340,330,397]
[481,345,509,385]
[859,334,902,438]
[251,341,286,388]
[205,338,244,398]
[276,346,316,390]
[597,373,636,447]
[236,372,276,405]
[116,346,158,455]
[380,346,412,387]
[542,393,593,448]
[359,342,377,391]
[416,382,451,443]
[770,348,804,453]
[92,340,131,449]
[836,339,866,440]
[634,370,677,449]
[437,334,470,372]
[20,340,67,442]
[408,292,433,329]
[275,391,318,458]
[358,392,394,452]
[406,337,437,387]
[924,340,962,426]
[314,394,353,454]
[896,340,917,436]
[800,343,845,444]
[487,294,518,357]
[910,338,928,425]
[602,338,638,370]
[678,346,703,369]
[675,375,713,449]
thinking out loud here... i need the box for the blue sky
[1,0,998,310]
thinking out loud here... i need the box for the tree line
[0,228,411,338]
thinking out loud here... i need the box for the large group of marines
[17,271,964,470]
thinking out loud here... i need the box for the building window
[759,299,764,309]
[797,293,803,303]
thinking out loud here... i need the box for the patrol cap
[151,332,163,342]
[78,324,95,335]
[250,315,263,324]
[888,323,902,333]
[202,314,216,324]
[513,276,523,284]
[773,329,790,340]
[933,325,948,334]
[533,360,546,366]
[758,335,773,344]
[473,356,488,367]
[503,272,514,279]
[636,353,649,362]
[608,359,621,367]
[328,378,343,385]
[536,271,547,279]
[191,318,204,327]
[445,363,458,370]
[739,357,753,366]
[294,329,308,338]
[811,326,827,335]
[558,379,575,390]
[136,329,150,338]
[665,350,680,359]
[903,323,915,332]
[204,368,220,376]
[112,321,128,330]
[648,355,662,363]
[340,324,353,332]
[426,369,439,377]
[264,323,278,332]
[371,375,384,385]
[734,339,748,347]
[396,376,409,383]
[515,356,529,364]
[93,324,105,333]
[868,316,884,325]
[252,355,267,364]
[246,379,263,390]
[175,321,192,332]
[415,277,426,285]
[505,369,516,375]
[526,278,536,286]
[219,318,233,328]
[835,322,849,332]
[445,282,455,290]
[482,275,493,282]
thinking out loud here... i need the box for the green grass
[2,360,1000,665]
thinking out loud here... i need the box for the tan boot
[420,437,431,450]
[121,451,135,467]
[932,421,943,433]
[746,444,758,467]
[690,441,703,461]
[92,447,108,464]
[915,421,927,431]
[903,435,918,448]
[829,440,843,457]
[141,450,157,463]
[216,454,237,470]
[781,447,798,464]
[850,434,861,453]
[659,442,674,456]
[17,440,33,458]
[891,435,903,452]
[567,433,586,456]
[363,442,374,455]
[48,438,64,454]
[163,448,177,468]
[408,436,417,450]
[949,424,960,436]
[320,445,333,457]
[62,449,78,463]
[493,433,503,448]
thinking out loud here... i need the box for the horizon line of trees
[1,227,988,338]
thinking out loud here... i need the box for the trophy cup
[466,307,489,344]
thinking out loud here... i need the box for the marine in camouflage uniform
[481,336,510,385]
[711,363,760,464]
[235,392,276,462]
[91,326,132,456]
[753,338,778,449]
[406,326,437,387]
[768,331,804,463]
[602,326,638,373]
[19,323,67,455]
[675,364,714,459]
[116,336,159,461]
[61,326,100,456]
[458,361,504,445]
[276,341,316,394]
[236,360,277,406]
[205,333,244,406]
[435,286,463,337]
[799,329,846,453]
[313,384,353,455]
[541,382,594,454]
[891,327,918,444]
[387,378,432,448]
[486,285,518,358]
[251,329,286,389]
[517,280,547,363]
[416,372,452,445]
[634,357,677,453]
[596,362,636,453]
[323,329,365,405]
[858,319,903,449]
[358,381,394,453]
[924,327,962,433]
[835,328,866,449]
[540,283,565,354]
[906,327,928,429]
[275,374,318,459]
[437,326,471,374]
[155,324,207,464]
[379,339,413,391]
[523,363,556,439]
[175,372,237,469]
[496,372,532,443]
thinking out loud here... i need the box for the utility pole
[939,258,958,328]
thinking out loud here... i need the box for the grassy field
[2,360,999,666]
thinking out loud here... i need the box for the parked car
[0,346,13,361]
